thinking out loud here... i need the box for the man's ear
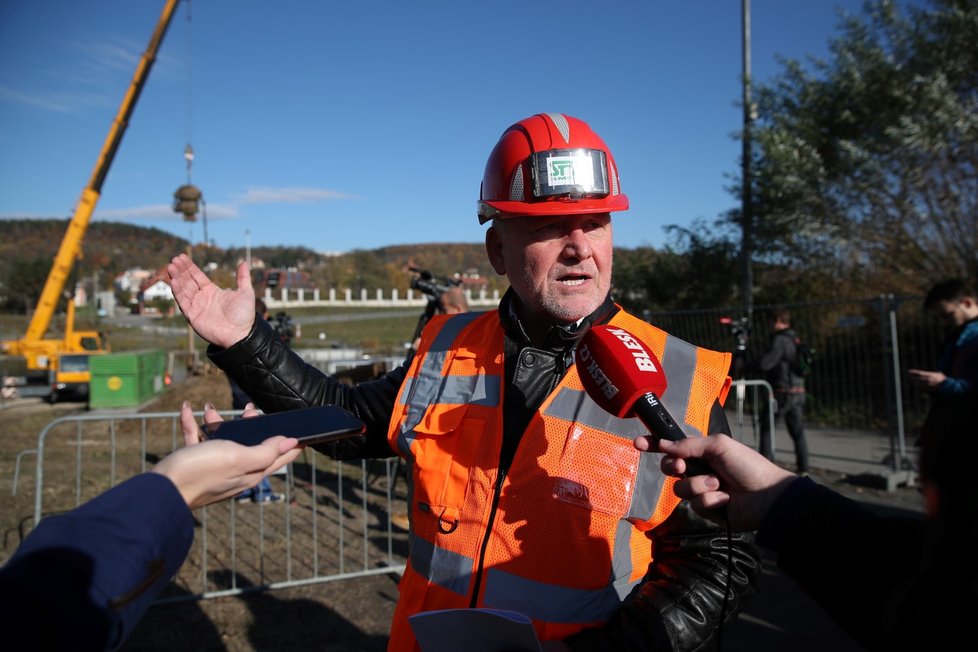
[485,226,507,276]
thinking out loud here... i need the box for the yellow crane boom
[2,0,180,372]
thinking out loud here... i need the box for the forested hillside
[0,218,674,315]
[0,219,505,312]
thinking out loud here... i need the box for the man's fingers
[236,260,253,292]
[186,257,212,290]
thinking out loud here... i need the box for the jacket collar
[497,287,619,353]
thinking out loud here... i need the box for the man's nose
[562,228,592,260]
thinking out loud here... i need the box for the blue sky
[0,0,913,254]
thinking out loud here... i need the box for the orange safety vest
[386,309,732,650]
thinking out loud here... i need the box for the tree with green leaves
[738,0,978,297]
[2,257,53,314]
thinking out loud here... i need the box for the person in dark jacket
[756,308,808,474]
[908,278,978,500]
[0,404,301,651]
[651,405,978,651]
[168,112,759,651]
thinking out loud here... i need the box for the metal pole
[741,0,754,320]
[889,308,908,471]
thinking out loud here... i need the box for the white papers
[408,608,542,652]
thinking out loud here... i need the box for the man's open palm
[167,254,256,348]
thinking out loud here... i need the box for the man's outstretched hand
[167,253,256,348]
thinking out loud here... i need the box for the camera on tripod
[408,266,460,299]
[719,315,750,352]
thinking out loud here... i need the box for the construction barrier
[11,411,408,603]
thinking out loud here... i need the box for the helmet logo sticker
[546,153,594,190]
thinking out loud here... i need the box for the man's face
[931,298,975,335]
[485,212,613,326]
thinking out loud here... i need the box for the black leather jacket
[209,291,759,651]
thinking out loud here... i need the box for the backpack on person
[791,337,815,377]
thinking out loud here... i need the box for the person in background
[0,402,301,651]
[230,297,286,503]
[908,278,978,503]
[408,285,468,354]
[169,112,759,651]
[649,409,978,650]
[756,307,809,474]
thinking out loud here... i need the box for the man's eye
[533,223,562,236]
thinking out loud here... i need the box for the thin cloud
[95,203,239,221]
[2,36,173,115]
[237,187,358,205]
[0,85,74,114]
[77,39,142,76]
[0,212,72,220]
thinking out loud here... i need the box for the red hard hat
[478,112,628,223]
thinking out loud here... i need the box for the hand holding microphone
[575,324,713,476]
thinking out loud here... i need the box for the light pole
[741,0,754,322]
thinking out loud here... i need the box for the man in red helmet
[168,112,758,651]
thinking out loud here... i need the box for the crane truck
[1,0,180,400]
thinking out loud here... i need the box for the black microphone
[575,324,713,476]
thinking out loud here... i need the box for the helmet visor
[531,148,610,200]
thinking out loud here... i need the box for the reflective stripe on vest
[396,311,495,460]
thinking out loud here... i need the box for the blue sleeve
[0,472,195,651]
[935,321,978,396]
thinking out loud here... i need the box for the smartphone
[200,405,366,447]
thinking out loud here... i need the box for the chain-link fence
[643,295,940,441]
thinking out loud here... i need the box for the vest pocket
[552,424,640,517]
[409,404,487,536]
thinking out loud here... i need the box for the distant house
[137,267,175,315]
[141,279,174,302]
[115,268,153,300]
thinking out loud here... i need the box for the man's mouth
[557,272,591,287]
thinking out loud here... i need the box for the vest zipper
[467,347,571,607]
[468,464,508,608]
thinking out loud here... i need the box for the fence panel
[645,296,940,434]
[18,412,407,603]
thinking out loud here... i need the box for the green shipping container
[89,349,167,408]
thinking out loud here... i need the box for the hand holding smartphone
[200,405,366,447]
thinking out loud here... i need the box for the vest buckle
[437,507,460,534]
